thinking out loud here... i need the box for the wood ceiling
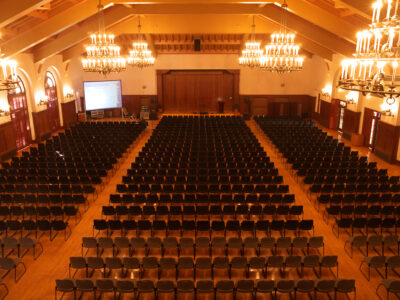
[0,0,372,62]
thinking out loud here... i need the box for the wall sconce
[35,91,48,107]
[38,99,48,106]
[381,97,396,117]
[0,109,9,117]
[0,101,10,116]
[63,86,75,101]
[64,93,74,101]
[321,84,332,100]
[345,91,359,105]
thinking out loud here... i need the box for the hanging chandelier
[338,0,400,98]
[260,0,304,73]
[82,0,126,75]
[239,16,263,68]
[128,17,155,68]
[0,52,18,92]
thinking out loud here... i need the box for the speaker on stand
[194,39,201,51]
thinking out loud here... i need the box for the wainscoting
[240,95,316,117]
[61,100,77,128]
[0,121,16,161]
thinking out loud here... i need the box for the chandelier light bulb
[339,0,400,99]
[81,0,126,75]
[128,17,155,69]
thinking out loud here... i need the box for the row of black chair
[110,193,295,205]
[116,184,290,194]
[82,236,324,257]
[93,219,314,238]
[101,204,304,220]
[55,278,356,300]
[67,255,338,280]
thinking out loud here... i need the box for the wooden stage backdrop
[157,69,240,113]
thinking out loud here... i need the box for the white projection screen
[84,80,122,111]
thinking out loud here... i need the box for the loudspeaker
[194,39,201,51]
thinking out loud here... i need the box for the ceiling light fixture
[339,0,400,98]
[82,0,126,75]
[0,51,18,92]
[260,0,304,73]
[239,16,263,68]
[128,16,155,68]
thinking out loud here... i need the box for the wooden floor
[4,118,400,299]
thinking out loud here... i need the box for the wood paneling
[342,109,361,136]
[375,121,400,164]
[32,109,51,141]
[122,95,157,116]
[0,121,16,161]
[157,70,239,113]
[319,100,331,128]
[240,95,315,117]
[61,100,77,129]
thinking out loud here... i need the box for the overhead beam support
[259,4,354,57]
[333,0,371,20]
[1,0,117,58]
[32,6,133,62]
[285,0,357,43]
[144,33,157,58]
[0,0,51,28]
[62,14,334,61]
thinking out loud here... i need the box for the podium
[218,101,224,113]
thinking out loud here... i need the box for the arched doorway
[44,71,60,132]
[7,76,32,150]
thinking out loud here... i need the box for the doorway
[337,101,346,132]
[362,107,381,150]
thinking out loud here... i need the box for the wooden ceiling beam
[259,4,354,57]
[0,0,117,58]
[333,0,371,20]
[0,0,51,28]
[144,33,157,58]
[62,14,334,61]
[32,6,134,63]
[28,10,49,20]
[285,0,358,43]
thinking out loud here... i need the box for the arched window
[44,71,60,131]
[7,76,32,149]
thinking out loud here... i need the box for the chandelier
[82,0,126,75]
[128,17,155,68]
[338,0,400,98]
[239,16,263,68]
[260,0,304,73]
[0,52,18,92]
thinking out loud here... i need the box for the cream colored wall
[68,53,328,97]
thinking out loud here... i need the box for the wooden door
[362,107,381,149]
[8,80,32,150]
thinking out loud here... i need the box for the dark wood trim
[0,121,16,161]
[374,120,400,164]
[342,108,361,137]
[239,94,315,116]
[61,100,77,129]
[32,109,51,142]
[319,100,331,128]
